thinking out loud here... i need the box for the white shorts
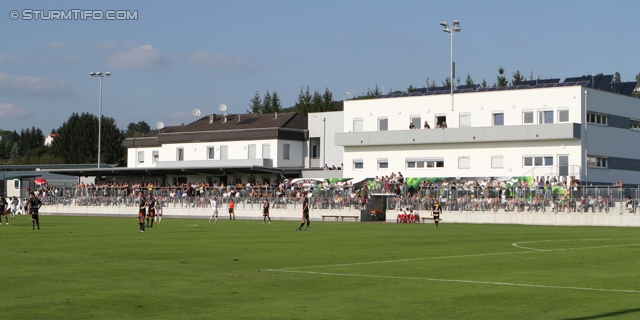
[211,209,218,215]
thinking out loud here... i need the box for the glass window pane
[494,113,504,126]
[378,118,388,131]
[559,110,569,122]
[534,157,543,166]
[436,161,444,168]
[545,111,553,123]
[523,112,533,124]
[355,162,363,169]
[379,162,388,169]
[407,162,416,168]
[418,161,425,168]
[524,157,532,166]
[544,157,553,166]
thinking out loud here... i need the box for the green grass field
[1,215,639,320]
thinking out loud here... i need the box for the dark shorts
[229,208,234,214]
[302,212,309,220]
[31,212,39,219]
[433,214,439,220]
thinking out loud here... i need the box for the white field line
[266,239,640,293]
[512,238,640,251]
[265,269,640,294]
[276,242,640,271]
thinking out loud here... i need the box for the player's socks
[214,216,218,223]
[158,217,162,223]
[298,222,305,230]
[306,221,310,229]
[150,219,154,227]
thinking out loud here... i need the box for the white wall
[342,86,583,132]
[308,111,344,168]
[128,139,305,169]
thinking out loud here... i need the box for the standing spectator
[424,121,430,129]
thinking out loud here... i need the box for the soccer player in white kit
[209,195,219,223]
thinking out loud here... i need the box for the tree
[407,84,414,93]
[352,85,382,100]
[51,112,125,165]
[497,67,508,87]
[442,76,452,88]
[511,70,525,85]
[125,121,151,138]
[268,91,282,113]
[261,91,272,114]
[481,79,488,88]
[248,91,262,113]
[293,86,312,116]
[465,74,474,86]
[613,72,622,84]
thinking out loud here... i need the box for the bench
[340,215,359,222]
[321,215,340,221]
[421,216,434,223]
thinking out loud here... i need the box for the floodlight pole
[90,72,111,169]
[441,20,461,111]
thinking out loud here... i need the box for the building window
[207,147,215,160]
[630,119,640,131]
[587,156,608,168]
[248,144,256,159]
[493,113,504,126]
[587,112,607,125]
[152,151,159,164]
[378,117,388,131]
[353,118,363,132]
[262,144,271,159]
[283,144,290,160]
[459,113,471,127]
[558,109,569,123]
[523,111,534,124]
[378,159,388,170]
[354,160,364,170]
[176,148,184,161]
[138,151,144,164]
[458,156,470,169]
[220,145,228,160]
[406,159,444,169]
[538,110,554,124]
[523,156,553,167]
[491,156,503,169]
[410,115,421,129]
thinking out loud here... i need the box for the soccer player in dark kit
[297,191,311,231]
[137,191,147,233]
[0,195,7,225]
[431,199,442,228]
[27,192,41,230]
[146,193,156,228]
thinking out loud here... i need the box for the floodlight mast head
[439,21,448,28]
[105,72,111,77]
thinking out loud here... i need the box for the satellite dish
[156,121,164,130]
[219,103,227,112]
[193,108,201,117]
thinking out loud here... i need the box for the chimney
[275,112,278,119]
[223,114,227,123]
[238,115,241,122]
[209,114,216,123]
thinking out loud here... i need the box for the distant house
[44,133,58,147]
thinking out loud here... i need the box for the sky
[1,0,639,133]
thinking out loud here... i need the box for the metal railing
[385,185,638,215]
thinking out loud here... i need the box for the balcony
[155,158,274,169]
[335,123,580,147]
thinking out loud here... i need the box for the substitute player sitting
[396,208,405,223]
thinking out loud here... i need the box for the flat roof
[47,165,294,178]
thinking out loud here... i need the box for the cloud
[106,44,169,69]
[92,40,118,50]
[0,102,29,118]
[189,50,246,68]
[0,73,71,97]
[48,41,68,49]
[0,53,24,64]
